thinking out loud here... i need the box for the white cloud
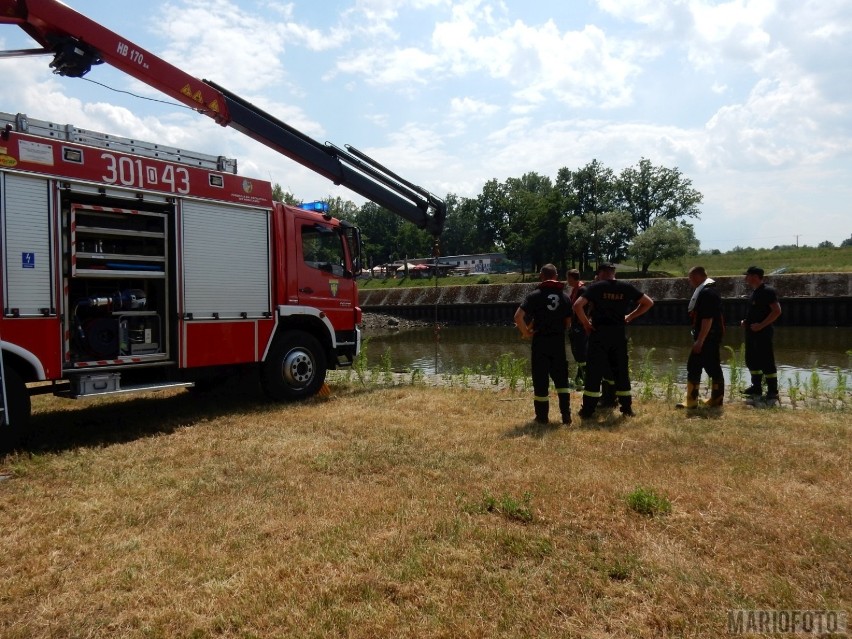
[158,0,289,92]
[449,97,499,118]
[335,47,440,86]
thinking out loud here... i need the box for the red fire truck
[0,0,446,446]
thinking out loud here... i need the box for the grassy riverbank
[2,376,849,638]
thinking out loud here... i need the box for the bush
[476,276,491,284]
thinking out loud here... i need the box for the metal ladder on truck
[0,111,238,172]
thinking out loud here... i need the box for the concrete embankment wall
[359,273,852,326]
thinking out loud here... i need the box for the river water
[363,325,852,388]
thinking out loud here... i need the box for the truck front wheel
[261,331,327,401]
[1,367,31,453]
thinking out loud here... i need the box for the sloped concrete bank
[359,273,852,327]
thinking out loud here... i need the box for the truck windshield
[301,224,347,277]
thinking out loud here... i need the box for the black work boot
[765,375,779,402]
[600,380,617,408]
[534,401,549,424]
[619,397,635,417]
[558,392,571,425]
[578,395,597,419]
[742,374,763,398]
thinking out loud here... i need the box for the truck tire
[0,367,31,453]
[261,331,327,401]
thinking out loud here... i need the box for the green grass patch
[626,486,673,516]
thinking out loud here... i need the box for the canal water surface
[363,325,852,388]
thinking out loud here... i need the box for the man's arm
[572,297,594,335]
[750,302,782,332]
[514,306,533,339]
[626,294,654,324]
[692,317,713,353]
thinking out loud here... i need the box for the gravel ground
[360,312,437,330]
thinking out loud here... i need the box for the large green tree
[439,193,495,257]
[617,158,703,233]
[629,219,700,275]
[556,160,617,272]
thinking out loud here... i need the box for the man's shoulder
[755,284,778,299]
[699,285,722,299]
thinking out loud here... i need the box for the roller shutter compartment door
[181,200,271,319]
[2,174,53,316]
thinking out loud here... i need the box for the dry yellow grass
[1,379,849,638]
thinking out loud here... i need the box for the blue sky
[1,0,850,251]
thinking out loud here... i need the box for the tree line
[276,157,704,275]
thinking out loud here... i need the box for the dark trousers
[745,328,776,375]
[531,333,570,420]
[568,325,587,367]
[686,336,723,384]
[745,326,777,393]
[583,326,631,410]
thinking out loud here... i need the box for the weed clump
[626,486,672,516]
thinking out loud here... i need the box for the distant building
[435,252,506,274]
[380,252,507,278]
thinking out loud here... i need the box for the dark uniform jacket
[520,281,570,337]
[581,280,643,326]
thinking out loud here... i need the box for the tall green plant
[724,344,746,396]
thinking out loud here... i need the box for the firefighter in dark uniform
[573,263,654,418]
[676,266,725,408]
[569,269,617,406]
[741,266,782,402]
[514,264,572,425]
[566,269,587,388]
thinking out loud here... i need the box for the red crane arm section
[0,0,231,124]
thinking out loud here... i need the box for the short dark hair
[745,266,764,277]
[688,266,707,277]
[566,269,580,282]
[540,264,558,280]
[596,262,616,273]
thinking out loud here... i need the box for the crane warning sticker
[18,140,55,166]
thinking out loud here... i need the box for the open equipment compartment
[63,202,170,365]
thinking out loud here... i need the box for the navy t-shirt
[746,283,778,324]
[692,284,723,338]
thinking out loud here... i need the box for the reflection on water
[363,325,852,386]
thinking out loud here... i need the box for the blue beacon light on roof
[298,201,329,212]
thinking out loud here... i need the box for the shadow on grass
[12,375,322,456]
[682,406,726,420]
[572,407,629,430]
[503,420,563,439]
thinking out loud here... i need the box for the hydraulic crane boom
[0,0,445,236]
